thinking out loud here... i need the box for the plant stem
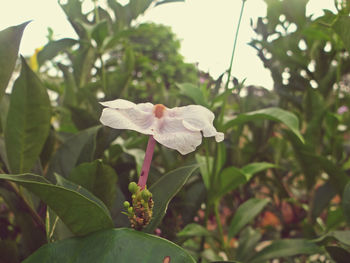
[138,136,156,189]
[218,0,247,127]
[214,201,225,247]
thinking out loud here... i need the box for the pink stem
[138,136,156,189]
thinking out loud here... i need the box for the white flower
[99,99,224,155]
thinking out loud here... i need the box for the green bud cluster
[123,182,154,230]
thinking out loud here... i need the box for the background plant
[0,0,350,262]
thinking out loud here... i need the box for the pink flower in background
[337,105,349,114]
[99,99,224,155]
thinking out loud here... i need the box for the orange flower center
[154,104,166,118]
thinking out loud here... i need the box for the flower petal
[100,107,154,134]
[100,99,136,109]
[170,105,223,139]
[153,117,202,155]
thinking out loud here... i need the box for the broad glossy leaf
[23,228,196,263]
[0,173,114,236]
[228,198,269,239]
[143,164,199,233]
[37,38,77,66]
[5,57,51,174]
[69,160,117,209]
[47,126,100,181]
[0,21,29,100]
[342,182,350,226]
[224,107,304,143]
[250,239,322,263]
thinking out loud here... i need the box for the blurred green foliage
[0,0,350,262]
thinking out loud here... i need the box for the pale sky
[0,0,336,89]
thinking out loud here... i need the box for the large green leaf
[69,160,117,209]
[250,239,322,263]
[143,164,199,233]
[0,21,29,100]
[23,228,196,263]
[5,57,51,174]
[228,198,269,239]
[47,126,100,181]
[0,173,114,236]
[224,107,304,143]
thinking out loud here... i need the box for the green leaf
[228,198,269,239]
[177,223,212,238]
[47,126,100,181]
[241,162,275,181]
[0,21,29,100]
[69,160,117,209]
[0,173,114,236]
[177,83,209,107]
[250,239,322,263]
[195,153,213,189]
[333,15,350,53]
[155,0,185,6]
[342,182,350,226]
[331,231,350,246]
[224,107,304,143]
[311,182,336,221]
[23,228,196,263]
[213,166,246,201]
[236,227,262,262]
[143,164,199,233]
[5,57,51,174]
[37,38,77,66]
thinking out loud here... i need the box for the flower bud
[123,201,130,209]
[128,182,139,194]
[141,189,152,201]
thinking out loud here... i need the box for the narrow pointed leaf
[0,21,29,100]
[23,228,196,263]
[155,0,185,6]
[250,239,322,263]
[224,107,304,143]
[241,162,275,181]
[5,57,51,174]
[143,164,198,233]
[228,198,269,239]
[37,38,77,66]
[0,173,113,236]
